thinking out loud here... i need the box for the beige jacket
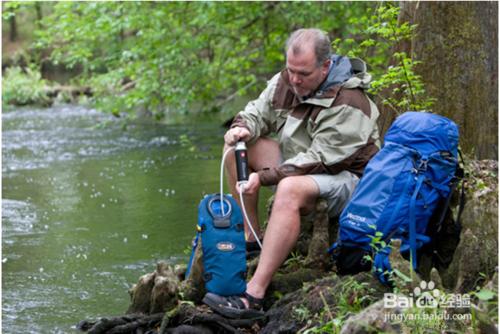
[231,58,380,186]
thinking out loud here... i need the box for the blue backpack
[186,193,247,296]
[331,112,461,284]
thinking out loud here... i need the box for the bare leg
[223,138,281,242]
[245,175,319,299]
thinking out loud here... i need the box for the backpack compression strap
[409,173,427,270]
[373,246,393,285]
[373,172,414,286]
[185,225,202,278]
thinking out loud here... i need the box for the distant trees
[33,2,373,118]
[3,2,20,42]
[32,2,441,124]
[2,1,47,42]
[3,1,497,160]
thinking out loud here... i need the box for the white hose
[220,145,262,249]
[238,184,263,249]
[220,146,235,215]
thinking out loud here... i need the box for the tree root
[77,313,163,334]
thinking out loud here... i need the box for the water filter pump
[234,141,249,183]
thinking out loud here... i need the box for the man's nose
[290,73,302,85]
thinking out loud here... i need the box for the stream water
[2,105,228,333]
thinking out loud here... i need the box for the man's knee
[274,176,319,212]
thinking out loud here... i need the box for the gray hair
[285,28,332,66]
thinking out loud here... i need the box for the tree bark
[399,1,498,159]
[35,2,43,28]
[9,15,17,42]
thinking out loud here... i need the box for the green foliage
[2,1,21,21]
[34,2,372,119]
[13,2,435,119]
[334,3,435,114]
[365,226,394,282]
[334,278,374,314]
[283,251,304,268]
[301,278,377,334]
[365,226,416,288]
[474,288,496,302]
[367,227,387,252]
[472,285,498,326]
[2,66,50,106]
[402,307,454,333]
[293,304,312,323]
[2,2,49,56]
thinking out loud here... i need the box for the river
[2,105,229,333]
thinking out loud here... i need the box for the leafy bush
[2,66,50,106]
[334,3,435,114]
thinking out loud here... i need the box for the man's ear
[322,59,331,73]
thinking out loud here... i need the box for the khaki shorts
[307,171,359,218]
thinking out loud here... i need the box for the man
[203,28,380,318]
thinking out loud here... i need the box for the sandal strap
[223,295,246,310]
[243,292,263,310]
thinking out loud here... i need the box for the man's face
[286,47,330,97]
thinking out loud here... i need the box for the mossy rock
[261,272,387,334]
[127,262,180,315]
[442,160,498,292]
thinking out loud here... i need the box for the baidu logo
[384,280,470,309]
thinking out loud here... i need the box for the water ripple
[2,199,38,237]
[2,105,183,173]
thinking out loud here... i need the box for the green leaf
[475,289,496,301]
[392,268,413,283]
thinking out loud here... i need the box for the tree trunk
[9,15,17,42]
[35,2,43,28]
[399,1,498,159]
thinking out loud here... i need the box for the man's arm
[227,74,280,144]
[257,102,379,186]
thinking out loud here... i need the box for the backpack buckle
[417,159,428,172]
[411,158,428,174]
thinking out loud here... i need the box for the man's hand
[236,172,260,195]
[224,126,251,146]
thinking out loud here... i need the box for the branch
[215,80,257,109]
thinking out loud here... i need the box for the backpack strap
[385,172,415,236]
[433,149,465,236]
[423,151,465,267]
[409,172,427,270]
[185,225,202,278]
[435,167,464,232]
[454,149,466,226]
[455,173,466,224]
[373,246,393,286]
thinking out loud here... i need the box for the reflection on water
[2,105,224,333]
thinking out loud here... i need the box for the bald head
[285,28,332,67]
